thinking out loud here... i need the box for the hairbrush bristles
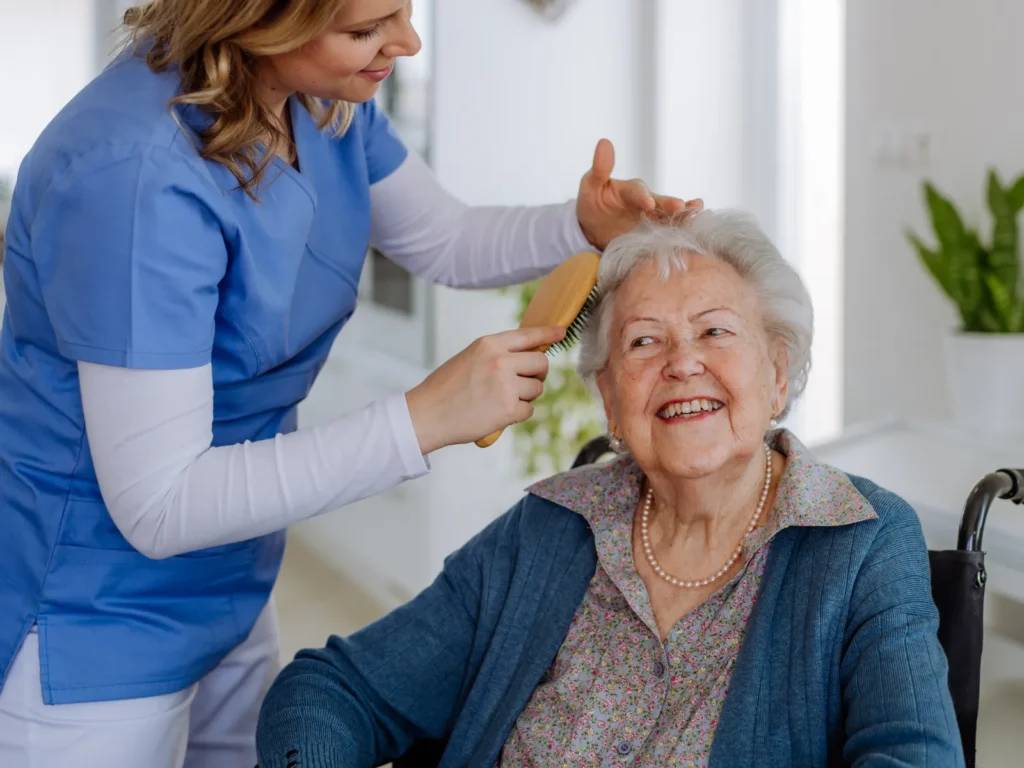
[547,287,598,356]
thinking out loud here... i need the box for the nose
[663,338,705,379]
[383,9,422,58]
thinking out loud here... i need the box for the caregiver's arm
[369,151,592,289]
[79,324,558,560]
[840,488,964,767]
[79,362,427,559]
[255,503,505,768]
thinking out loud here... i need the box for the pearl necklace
[640,443,772,589]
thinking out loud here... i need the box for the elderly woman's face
[596,253,788,478]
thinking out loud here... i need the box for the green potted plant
[906,169,1024,436]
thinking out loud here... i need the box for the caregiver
[0,1,693,766]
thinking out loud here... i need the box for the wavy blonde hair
[123,0,355,197]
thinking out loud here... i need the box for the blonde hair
[123,0,355,197]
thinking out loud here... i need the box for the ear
[595,368,618,434]
[770,342,790,418]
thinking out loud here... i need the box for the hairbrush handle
[475,429,504,448]
[475,251,599,450]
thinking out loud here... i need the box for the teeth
[660,399,723,418]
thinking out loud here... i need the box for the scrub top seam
[32,426,90,704]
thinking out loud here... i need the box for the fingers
[513,350,550,380]
[500,324,566,352]
[653,194,688,213]
[517,376,545,403]
[589,139,615,184]
[614,178,656,211]
[642,195,705,222]
[510,400,535,424]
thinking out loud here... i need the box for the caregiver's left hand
[576,138,702,250]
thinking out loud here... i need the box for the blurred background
[1,1,1023,763]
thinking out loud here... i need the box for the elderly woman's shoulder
[464,486,595,562]
[470,459,625,539]
[524,455,635,512]
[826,467,929,542]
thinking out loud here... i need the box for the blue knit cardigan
[256,475,963,767]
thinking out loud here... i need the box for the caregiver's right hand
[405,325,566,454]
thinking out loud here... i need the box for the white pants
[0,599,280,768]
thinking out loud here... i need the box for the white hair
[577,209,813,419]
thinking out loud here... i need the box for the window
[776,0,845,445]
[94,0,134,72]
[652,0,844,444]
[349,0,436,369]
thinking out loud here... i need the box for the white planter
[944,332,1024,437]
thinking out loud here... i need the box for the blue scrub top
[0,50,407,704]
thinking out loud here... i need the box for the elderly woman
[255,211,963,768]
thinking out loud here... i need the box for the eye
[704,327,729,338]
[351,24,383,40]
[630,336,654,348]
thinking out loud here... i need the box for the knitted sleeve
[253,499,524,768]
[840,486,965,767]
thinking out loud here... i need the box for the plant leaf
[1010,174,1024,213]
[986,169,1019,295]
[1011,301,1024,333]
[976,307,1005,333]
[956,228,985,319]
[923,183,983,317]
[907,230,955,300]
[925,182,970,254]
[984,271,1015,331]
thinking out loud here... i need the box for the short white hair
[577,209,813,419]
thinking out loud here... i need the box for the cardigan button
[653,661,665,677]
[616,741,632,756]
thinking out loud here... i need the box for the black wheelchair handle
[958,468,1024,552]
[571,435,614,469]
[1001,468,1024,504]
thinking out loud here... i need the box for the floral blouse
[497,429,875,767]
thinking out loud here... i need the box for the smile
[657,398,724,420]
[360,63,394,82]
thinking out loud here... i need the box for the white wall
[0,0,97,179]
[0,0,100,319]
[653,0,776,223]
[652,0,849,445]
[429,0,650,361]
[843,0,1024,426]
[776,0,845,445]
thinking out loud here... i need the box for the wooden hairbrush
[475,251,601,448]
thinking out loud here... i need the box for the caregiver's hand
[576,138,703,250]
[405,325,565,455]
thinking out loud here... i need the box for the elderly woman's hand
[576,139,702,250]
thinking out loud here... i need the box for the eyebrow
[343,5,403,29]
[621,306,737,327]
[692,306,736,320]
[621,316,660,326]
